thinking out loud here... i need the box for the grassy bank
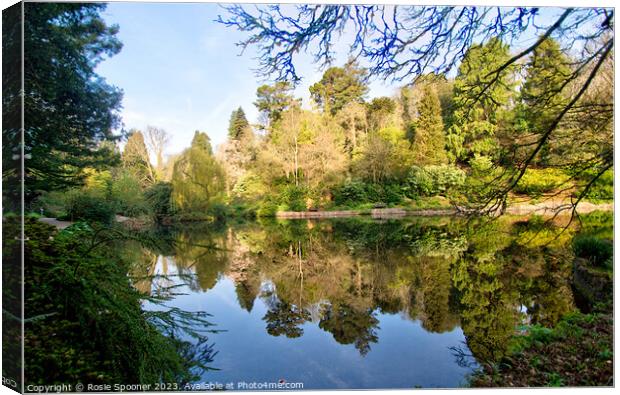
[469,309,612,387]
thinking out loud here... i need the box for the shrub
[406,165,466,197]
[257,198,279,217]
[333,181,369,206]
[110,170,150,216]
[280,184,308,211]
[65,193,115,224]
[144,182,174,223]
[207,202,231,221]
[573,235,613,268]
[514,168,569,196]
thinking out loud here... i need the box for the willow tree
[171,131,225,213]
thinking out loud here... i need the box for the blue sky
[96,2,397,156]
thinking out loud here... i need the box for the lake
[124,216,580,389]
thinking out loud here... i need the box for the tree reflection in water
[126,216,579,363]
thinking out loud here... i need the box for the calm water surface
[126,217,577,389]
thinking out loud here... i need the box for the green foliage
[577,211,613,240]
[279,184,308,211]
[582,169,613,201]
[110,170,150,216]
[447,37,514,162]
[254,81,295,125]
[17,3,123,205]
[144,182,175,223]
[309,61,368,115]
[65,193,116,224]
[333,180,369,206]
[122,130,156,187]
[228,107,251,139]
[333,180,405,207]
[172,131,226,213]
[572,235,613,269]
[405,165,466,197]
[257,197,280,217]
[516,38,571,165]
[410,84,448,165]
[18,217,214,385]
[514,168,569,196]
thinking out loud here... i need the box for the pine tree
[228,107,251,140]
[411,85,447,165]
[309,61,369,115]
[254,81,295,127]
[447,37,515,163]
[515,38,571,165]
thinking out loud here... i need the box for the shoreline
[276,201,613,219]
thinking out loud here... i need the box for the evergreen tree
[447,38,515,163]
[122,130,156,187]
[515,38,571,165]
[228,107,251,140]
[18,3,123,204]
[309,61,368,115]
[254,81,295,127]
[410,85,448,165]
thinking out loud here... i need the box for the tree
[13,3,123,205]
[336,102,368,154]
[220,108,256,196]
[171,131,226,213]
[144,126,170,175]
[353,126,413,183]
[122,130,156,187]
[514,38,571,166]
[254,81,296,127]
[447,37,515,163]
[309,61,368,115]
[409,84,448,165]
[366,96,399,131]
[218,5,613,215]
[228,107,251,140]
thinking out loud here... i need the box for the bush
[257,198,279,217]
[514,168,569,196]
[207,202,231,221]
[406,165,466,197]
[110,170,150,216]
[279,185,308,211]
[333,180,404,207]
[144,182,174,223]
[573,235,613,269]
[65,193,116,224]
[334,181,369,206]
